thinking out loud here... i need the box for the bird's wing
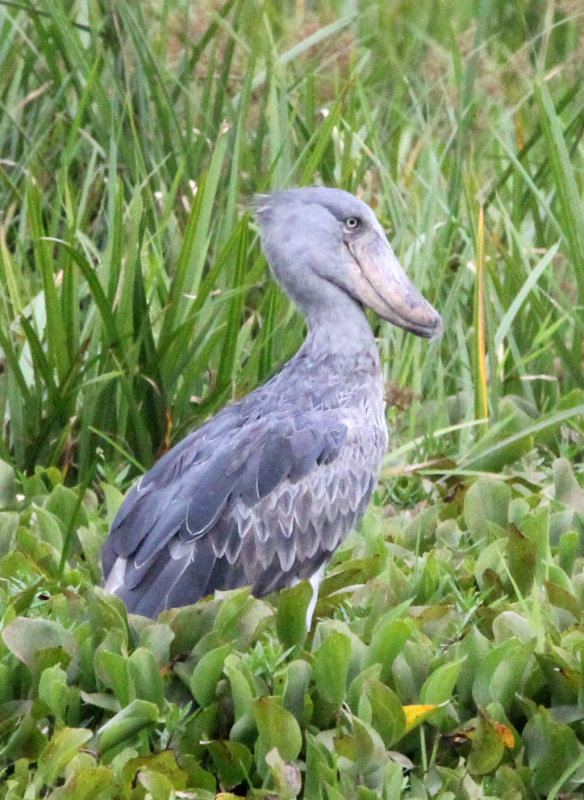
[102,406,378,617]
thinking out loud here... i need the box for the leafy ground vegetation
[1,0,584,797]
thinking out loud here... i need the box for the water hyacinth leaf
[276,580,313,650]
[190,642,233,707]
[137,770,175,799]
[473,639,533,712]
[467,710,506,776]
[0,511,18,557]
[544,580,581,620]
[465,399,535,473]
[253,696,302,763]
[129,647,165,708]
[312,630,352,707]
[339,715,387,775]
[37,726,93,786]
[420,659,464,706]
[363,618,413,683]
[44,483,88,530]
[553,457,584,513]
[138,622,175,668]
[491,611,535,644]
[318,555,382,598]
[207,740,253,790]
[97,699,159,753]
[122,751,191,792]
[559,530,580,575]
[361,680,406,747]
[265,746,303,799]
[507,523,537,594]
[282,658,312,724]
[38,664,68,721]
[304,732,337,798]
[474,539,507,590]
[29,506,63,551]
[56,765,117,796]
[403,705,439,734]
[2,616,78,669]
[0,459,16,507]
[223,652,255,719]
[463,478,510,544]
[523,707,582,795]
[93,649,134,707]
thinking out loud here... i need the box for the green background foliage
[0,0,583,797]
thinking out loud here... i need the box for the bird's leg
[306,563,326,629]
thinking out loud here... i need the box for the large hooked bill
[344,230,443,339]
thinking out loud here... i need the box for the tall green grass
[0,0,582,488]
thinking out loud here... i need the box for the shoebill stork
[102,187,442,621]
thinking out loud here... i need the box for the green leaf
[523,707,582,795]
[420,659,464,706]
[363,618,413,684]
[473,639,533,712]
[0,459,16,508]
[361,679,406,748]
[253,696,302,763]
[93,649,134,707]
[190,642,233,707]
[282,658,312,724]
[467,710,506,776]
[207,740,253,789]
[129,647,165,707]
[312,630,352,708]
[464,477,510,544]
[97,699,159,753]
[276,580,313,650]
[37,726,93,786]
[38,664,68,721]
[2,616,78,669]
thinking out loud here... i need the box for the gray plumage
[102,187,442,619]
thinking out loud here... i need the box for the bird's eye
[345,216,360,229]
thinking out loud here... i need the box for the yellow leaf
[403,704,438,733]
[493,721,515,749]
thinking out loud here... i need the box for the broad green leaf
[363,618,413,683]
[467,710,506,776]
[2,616,77,669]
[190,642,233,707]
[0,460,16,508]
[207,740,253,790]
[282,658,312,724]
[253,696,302,763]
[37,726,93,786]
[464,477,510,544]
[361,680,406,748]
[93,649,134,707]
[420,659,464,706]
[97,699,159,753]
[129,647,165,707]
[312,630,351,708]
[523,707,582,795]
[38,664,68,721]
[473,639,533,712]
[276,580,313,650]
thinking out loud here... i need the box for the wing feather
[102,403,383,618]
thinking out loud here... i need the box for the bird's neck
[301,284,379,361]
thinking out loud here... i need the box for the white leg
[305,563,326,629]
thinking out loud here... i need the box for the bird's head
[254,186,442,339]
